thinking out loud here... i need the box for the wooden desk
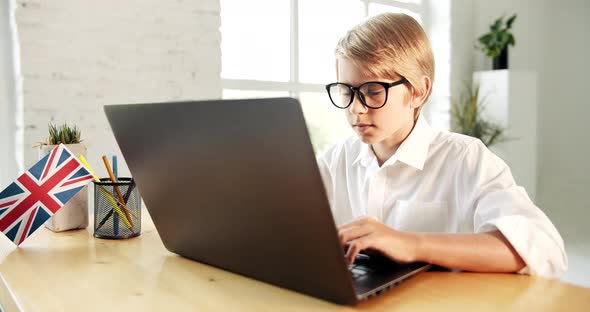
[0,211,589,311]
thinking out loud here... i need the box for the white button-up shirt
[317,114,567,278]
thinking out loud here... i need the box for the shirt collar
[354,142,373,167]
[352,114,436,170]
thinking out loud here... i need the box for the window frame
[220,0,424,98]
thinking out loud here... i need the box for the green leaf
[475,13,517,61]
[478,33,492,44]
[43,122,82,145]
[508,34,515,46]
[491,18,502,31]
[506,14,517,28]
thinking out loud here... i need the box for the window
[0,0,23,187]
[220,0,426,155]
[220,0,290,82]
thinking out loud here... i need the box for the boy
[318,13,566,277]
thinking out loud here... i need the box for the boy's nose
[349,92,368,115]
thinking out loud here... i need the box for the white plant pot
[39,143,89,232]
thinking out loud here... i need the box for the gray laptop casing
[104,98,430,305]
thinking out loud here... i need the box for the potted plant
[477,14,517,70]
[451,84,507,147]
[37,123,89,232]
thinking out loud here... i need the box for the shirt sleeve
[458,140,568,278]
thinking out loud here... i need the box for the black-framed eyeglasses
[325,78,409,109]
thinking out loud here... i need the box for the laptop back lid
[104,98,358,304]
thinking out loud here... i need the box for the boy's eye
[362,85,384,96]
[338,87,352,95]
[366,89,382,95]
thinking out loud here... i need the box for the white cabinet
[473,70,538,201]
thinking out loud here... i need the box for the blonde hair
[335,13,435,110]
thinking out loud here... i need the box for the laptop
[104,97,431,305]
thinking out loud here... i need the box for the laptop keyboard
[349,263,372,279]
[348,253,378,280]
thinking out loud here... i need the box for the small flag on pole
[0,144,94,245]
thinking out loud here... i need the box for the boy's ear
[410,75,431,108]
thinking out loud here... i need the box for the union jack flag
[0,144,94,246]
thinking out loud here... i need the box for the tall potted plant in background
[477,14,517,70]
[37,123,89,231]
[451,83,508,147]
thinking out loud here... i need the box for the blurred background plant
[477,14,517,58]
[37,122,82,146]
[451,83,508,147]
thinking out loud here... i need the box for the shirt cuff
[475,215,567,278]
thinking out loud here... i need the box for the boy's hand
[338,216,420,265]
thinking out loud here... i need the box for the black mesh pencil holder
[93,177,141,239]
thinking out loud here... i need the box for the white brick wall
[16,0,221,178]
